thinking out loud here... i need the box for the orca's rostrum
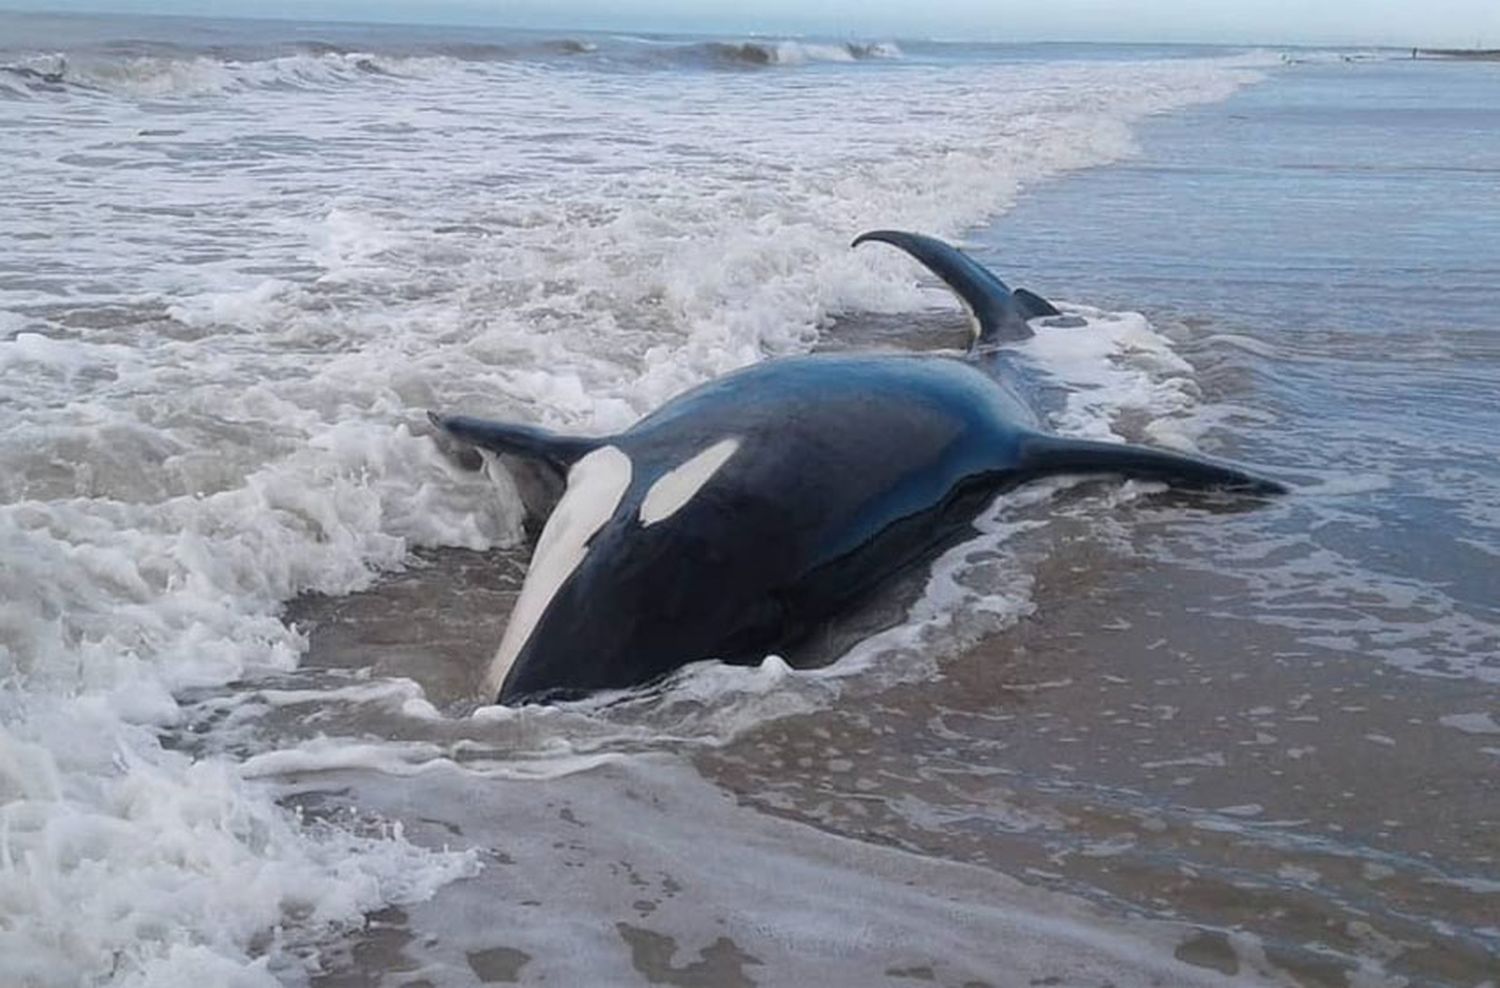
[430,230,1285,704]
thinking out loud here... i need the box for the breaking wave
[685,39,903,67]
[0,50,464,98]
[0,22,1274,982]
[0,34,903,99]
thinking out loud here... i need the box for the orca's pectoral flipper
[427,412,601,471]
[854,229,1051,347]
[429,412,607,530]
[1020,434,1287,495]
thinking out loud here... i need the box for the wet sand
[270,496,1497,985]
[697,515,1500,984]
[258,306,1500,986]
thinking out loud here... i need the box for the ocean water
[1,11,1495,986]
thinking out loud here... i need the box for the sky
[7,0,1500,48]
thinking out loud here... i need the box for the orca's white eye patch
[639,437,740,526]
[483,444,632,698]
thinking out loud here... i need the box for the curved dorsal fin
[854,229,1047,347]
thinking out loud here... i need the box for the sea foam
[0,31,1273,982]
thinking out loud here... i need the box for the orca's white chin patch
[639,437,740,526]
[483,445,632,699]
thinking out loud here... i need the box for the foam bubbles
[0,35,1272,983]
[0,712,478,987]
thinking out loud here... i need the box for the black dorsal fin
[854,229,1032,347]
[1012,287,1061,320]
[428,412,602,471]
[1019,434,1287,495]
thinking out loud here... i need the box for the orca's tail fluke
[1019,434,1288,495]
[853,229,1057,347]
[1011,287,1061,320]
[427,412,601,471]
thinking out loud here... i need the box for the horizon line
[0,5,1452,51]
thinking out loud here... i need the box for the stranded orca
[431,230,1285,704]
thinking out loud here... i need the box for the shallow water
[2,12,1496,986]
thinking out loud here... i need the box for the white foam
[1438,712,1500,735]
[5,50,464,99]
[0,715,479,987]
[0,41,1275,984]
[1019,307,1202,445]
[773,41,854,64]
